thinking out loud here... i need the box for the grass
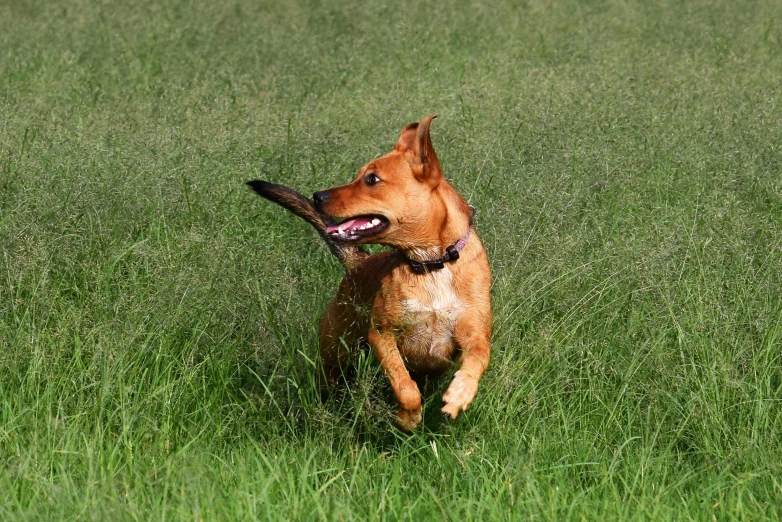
[1,0,782,519]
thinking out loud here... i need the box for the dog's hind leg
[317,300,353,387]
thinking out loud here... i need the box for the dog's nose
[313,190,329,208]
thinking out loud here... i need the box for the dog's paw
[441,371,479,420]
[394,407,423,431]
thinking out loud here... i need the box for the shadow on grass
[236,333,462,452]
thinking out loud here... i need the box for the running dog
[247,116,491,430]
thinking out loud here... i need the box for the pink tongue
[326,217,373,234]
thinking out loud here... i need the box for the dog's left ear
[394,122,419,154]
[395,115,442,187]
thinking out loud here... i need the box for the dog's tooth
[371,218,380,225]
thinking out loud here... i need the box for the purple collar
[407,227,473,274]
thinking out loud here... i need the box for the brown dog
[247,116,491,430]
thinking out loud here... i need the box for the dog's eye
[365,173,381,186]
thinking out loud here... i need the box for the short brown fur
[248,116,491,430]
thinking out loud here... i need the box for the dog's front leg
[441,313,491,420]
[367,328,422,431]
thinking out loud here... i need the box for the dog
[247,115,491,430]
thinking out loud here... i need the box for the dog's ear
[395,115,442,186]
[394,122,419,153]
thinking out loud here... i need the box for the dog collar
[408,227,473,274]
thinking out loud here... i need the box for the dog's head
[314,115,450,248]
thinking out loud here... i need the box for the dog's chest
[397,267,464,371]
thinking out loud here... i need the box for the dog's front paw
[441,371,479,420]
[394,407,423,431]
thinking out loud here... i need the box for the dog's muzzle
[313,190,329,210]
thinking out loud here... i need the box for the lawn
[1,0,781,519]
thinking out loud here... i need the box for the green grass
[2,0,782,519]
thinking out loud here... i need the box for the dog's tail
[246,180,368,270]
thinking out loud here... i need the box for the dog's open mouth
[325,215,389,241]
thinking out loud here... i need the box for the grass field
[2,0,782,519]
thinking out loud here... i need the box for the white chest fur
[399,267,464,371]
[402,266,464,317]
